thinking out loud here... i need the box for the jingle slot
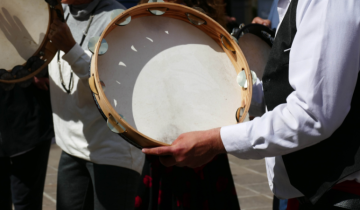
[221,35,236,53]
[148,7,168,16]
[111,9,131,26]
[0,69,15,91]
[237,70,257,88]
[100,80,106,92]
[235,107,245,123]
[107,114,126,134]
[231,36,239,44]
[186,13,206,25]
[88,36,109,55]
[89,75,99,95]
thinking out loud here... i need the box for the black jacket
[0,82,54,157]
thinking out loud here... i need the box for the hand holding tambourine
[48,19,76,54]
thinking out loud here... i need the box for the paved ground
[42,144,273,210]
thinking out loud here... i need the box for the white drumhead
[0,0,49,70]
[98,16,241,144]
[238,33,271,79]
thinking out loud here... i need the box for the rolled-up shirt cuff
[62,43,84,66]
[220,122,262,159]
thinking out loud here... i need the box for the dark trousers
[0,140,51,210]
[57,151,140,210]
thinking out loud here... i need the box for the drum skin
[237,24,274,79]
[0,0,62,84]
[90,3,253,148]
[238,33,271,79]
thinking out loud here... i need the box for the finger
[48,33,53,40]
[159,156,177,167]
[53,19,62,26]
[252,17,262,24]
[142,146,174,156]
[50,24,58,30]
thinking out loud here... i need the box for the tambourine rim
[0,0,63,84]
[238,23,275,47]
[91,2,253,147]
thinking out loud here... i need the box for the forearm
[62,44,91,86]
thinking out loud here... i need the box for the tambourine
[0,0,63,90]
[88,1,253,149]
[232,24,275,79]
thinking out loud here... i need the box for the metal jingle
[235,107,245,123]
[147,7,167,16]
[231,35,239,44]
[0,69,15,91]
[88,36,108,55]
[25,56,39,70]
[147,0,166,15]
[111,9,131,26]
[221,35,236,53]
[11,66,32,88]
[107,114,126,133]
[11,65,28,79]
[30,59,45,72]
[237,70,246,87]
[237,70,257,88]
[186,13,206,25]
[0,69,9,78]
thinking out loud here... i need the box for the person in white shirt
[143,0,360,209]
[48,0,144,209]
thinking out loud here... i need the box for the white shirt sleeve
[248,78,266,117]
[221,0,360,159]
[62,43,91,86]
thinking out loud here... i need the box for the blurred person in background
[47,0,145,209]
[252,0,278,29]
[0,75,54,210]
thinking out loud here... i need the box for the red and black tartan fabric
[135,154,241,210]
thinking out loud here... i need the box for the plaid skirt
[135,154,241,210]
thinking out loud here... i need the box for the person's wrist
[210,128,226,154]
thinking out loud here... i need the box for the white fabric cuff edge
[62,43,84,66]
[220,123,262,159]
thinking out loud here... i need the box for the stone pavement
[42,144,273,210]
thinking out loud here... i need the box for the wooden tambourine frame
[0,0,63,84]
[89,3,253,148]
